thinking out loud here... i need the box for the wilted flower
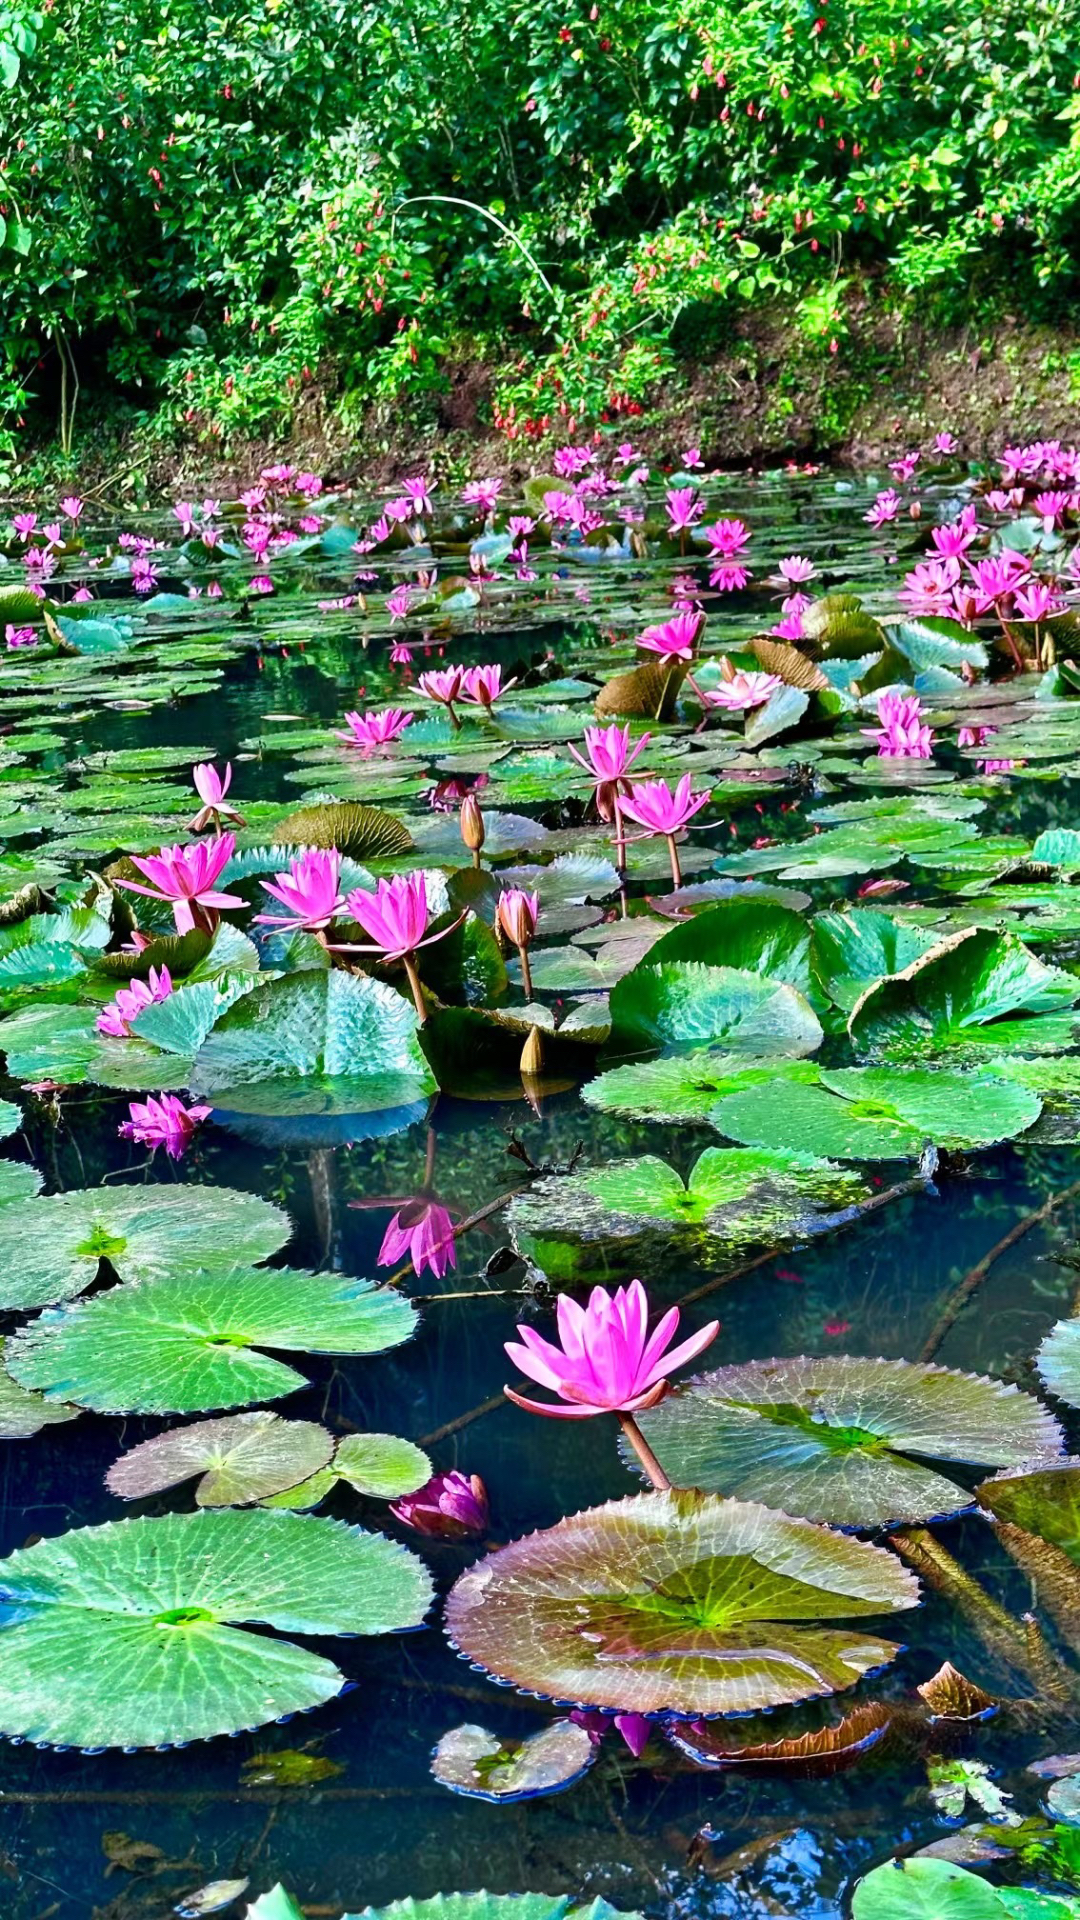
[390,1469,488,1539]
[254,849,344,934]
[378,1199,457,1280]
[96,967,173,1038]
[505,1278,719,1419]
[121,835,243,935]
[119,1093,211,1159]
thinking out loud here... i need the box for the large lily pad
[0,1508,432,1748]
[0,1337,79,1439]
[976,1461,1080,1558]
[105,1412,336,1506]
[0,1183,291,1312]
[810,909,939,1012]
[712,1066,1041,1160]
[848,929,1080,1062]
[632,1357,1062,1527]
[607,963,823,1057]
[852,1858,1010,1920]
[581,1053,820,1124]
[5,1266,417,1414]
[345,1897,642,1920]
[630,900,813,995]
[1037,1323,1080,1413]
[444,1489,918,1715]
[431,1720,597,1803]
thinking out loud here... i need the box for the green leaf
[581,1052,820,1125]
[444,1489,918,1715]
[976,1460,1080,1559]
[607,963,823,1056]
[630,900,813,995]
[431,1721,597,1802]
[247,1893,305,1920]
[0,1336,79,1439]
[810,909,939,1011]
[713,1065,1041,1160]
[344,1897,642,1920]
[1039,1322,1080,1412]
[634,1356,1062,1527]
[848,928,1079,1061]
[852,1857,1007,1920]
[273,801,414,859]
[743,684,809,746]
[893,618,989,673]
[106,1412,336,1506]
[1032,829,1080,869]
[0,1509,433,1748]
[330,1432,432,1498]
[0,1182,291,1311]
[5,1265,417,1413]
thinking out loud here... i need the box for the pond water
[4,456,1080,1920]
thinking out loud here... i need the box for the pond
[4,449,1080,1920]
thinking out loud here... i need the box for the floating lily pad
[712,1066,1041,1160]
[607,963,823,1057]
[444,1488,918,1716]
[0,1508,432,1748]
[628,900,813,995]
[1037,1324,1080,1413]
[5,1266,417,1414]
[853,1858,1009,1920]
[810,909,939,1011]
[105,1412,336,1506]
[975,1460,1080,1558]
[0,1337,79,1439]
[632,1357,1061,1527]
[345,1896,642,1920]
[274,801,414,859]
[0,1183,291,1312]
[431,1720,597,1802]
[848,929,1079,1061]
[581,1053,820,1124]
[665,1699,892,1772]
[261,1432,432,1510]
[916,1662,997,1723]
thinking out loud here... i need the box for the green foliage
[4,0,1080,444]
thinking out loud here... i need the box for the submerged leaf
[666,1699,892,1772]
[916,1662,997,1724]
[444,1488,918,1715]
[431,1720,597,1802]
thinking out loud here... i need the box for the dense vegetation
[2,0,1080,456]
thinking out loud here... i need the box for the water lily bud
[496,888,539,949]
[390,1470,489,1540]
[460,793,485,854]
[520,1025,545,1075]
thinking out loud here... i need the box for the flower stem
[617,1412,671,1491]
[446,701,461,731]
[402,953,428,1024]
[517,943,533,1000]
[666,833,683,888]
[613,794,626,872]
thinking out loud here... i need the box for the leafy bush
[2,0,1079,445]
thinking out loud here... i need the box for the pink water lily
[254,849,344,933]
[339,873,460,1019]
[120,834,243,935]
[96,966,173,1039]
[191,760,244,831]
[390,1469,487,1539]
[378,1198,457,1280]
[496,888,539,996]
[418,667,465,727]
[699,662,782,712]
[637,608,701,661]
[505,1278,719,1420]
[862,691,935,759]
[337,707,413,751]
[462,664,515,708]
[119,1093,211,1159]
[567,722,651,785]
[620,774,711,886]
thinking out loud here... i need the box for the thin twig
[919,1176,1080,1362]
[417,1392,507,1447]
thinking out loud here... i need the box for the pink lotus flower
[12,513,36,540]
[864,489,901,528]
[461,479,502,513]
[462,664,514,708]
[665,488,703,534]
[59,496,83,521]
[343,873,436,959]
[255,849,344,933]
[1013,582,1062,622]
[402,476,433,516]
[930,520,977,559]
[779,554,816,583]
[119,1093,211,1159]
[496,889,539,950]
[771,612,805,640]
[958,725,996,749]
[568,723,650,784]
[337,707,413,751]
[933,432,958,454]
[390,1469,488,1539]
[385,584,414,622]
[5,625,36,649]
[637,608,701,661]
[862,692,934,759]
[121,835,243,935]
[191,761,244,831]
[96,966,173,1039]
[619,775,711,837]
[700,662,781,712]
[505,1278,719,1419]
[418,667,465,726]
[378,1198,457,1280]
[701,518,750,557]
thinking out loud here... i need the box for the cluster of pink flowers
[863,691,935,759]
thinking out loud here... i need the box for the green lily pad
[633,1356,1062,1527]
[431,1721,597,1803]
[607,963,823,1057]
[852,1858,1008,1920]
[581,1053,820,1125]
[5,1265,417,1414]
[1039,1323,1080,1413]
[260,1431,432,1510]
[273,801,414,859]
[976,1460,1080,1558]
[627,899,813,996]
[0,1183,291,1311]
[444,1488,918,1716]
[810,909,939,1011]
[0,1337,79,1439]
[345,1896,643,1920]
[0,1508,432,1748]
[106,1412,336,1506]
[712,1066,1041,1160]
[848,929,1079,1062]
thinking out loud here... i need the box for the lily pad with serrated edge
[0,1508,432,1749]
[711,1065,1041,1161]
[510,1148,865,1259]
[343,1896,644,1920]
[105,1412,336,1506]
[631,1356,1061,1528]
[664,1698,892,1772]
[0,1337,79,1439]
[0,1182,291,1312]
[1037,1324,1080,1413]
[607,962,823,1057]
[916,1663,997,1724]
[581,1053,820,1125]
[848,927,1080,1062]
[431,1720,597,1803]
[5,1265,417,1414]
[444,1488,918,1717]
[975,1459,1080,1559]
[810,909,940,1012]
